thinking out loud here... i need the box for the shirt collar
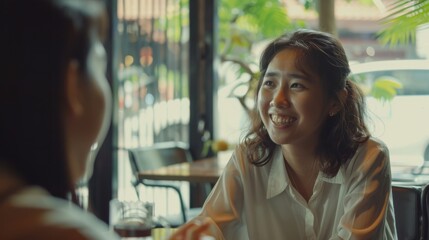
[266,146,345,199]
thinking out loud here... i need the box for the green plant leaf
[219,0,295,47]
[378,0,429,46]
[371,76,403,102]
[218,0,307,115]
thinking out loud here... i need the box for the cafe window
[116,0,191,206]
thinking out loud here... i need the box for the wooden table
[138,151,425,184]
[138,152,231,183]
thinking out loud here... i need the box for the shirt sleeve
[197,149,247,240]
[336,141,395,240]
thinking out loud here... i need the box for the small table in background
[138,152,231,184]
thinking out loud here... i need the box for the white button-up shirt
[197,137,397,240]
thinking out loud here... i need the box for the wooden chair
[392,185,422,240]
[127,142,202,227]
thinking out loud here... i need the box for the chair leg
[132,182,141,200]
[142,183,188,224]
[171,187,187,223]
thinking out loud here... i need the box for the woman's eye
[290,83,304,89]
[263,79,275,87]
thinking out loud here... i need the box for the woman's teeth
[270,114,296,126]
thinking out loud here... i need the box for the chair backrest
[392,185,422,240]
[128,141,193,175]
[124,142,194,226]
[422,184,429,240]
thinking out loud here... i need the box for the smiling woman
[171,29,397,240]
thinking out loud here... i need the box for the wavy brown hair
[243,29,370,177]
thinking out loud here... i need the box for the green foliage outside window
[218,0,429,110]
[218,0,305,115]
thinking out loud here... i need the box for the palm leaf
[238,1,293,37]
[218,0,293,40]
[378,0,429,46]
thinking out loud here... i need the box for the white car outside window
[350,60,429,172]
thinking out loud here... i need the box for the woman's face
[68,36,112,182]
[257,49,334,149]
[85,38,111,144]
[82,37,112,178]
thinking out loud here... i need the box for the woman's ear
[65,60,84,117]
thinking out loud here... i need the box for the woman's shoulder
[224,142,258,173]
[231,142,279,170]
[358,137,389,157]
[342,137,390,175]
[0,186,119,240]
[233,142,265,164]
[228,143,247,169]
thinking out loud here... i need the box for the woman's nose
[270,88,290,108]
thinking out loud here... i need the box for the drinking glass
[110,199,172,239]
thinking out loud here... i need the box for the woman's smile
[270,114,296,127]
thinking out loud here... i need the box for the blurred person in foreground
[171,29,397,239]
[0,0,118,239]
